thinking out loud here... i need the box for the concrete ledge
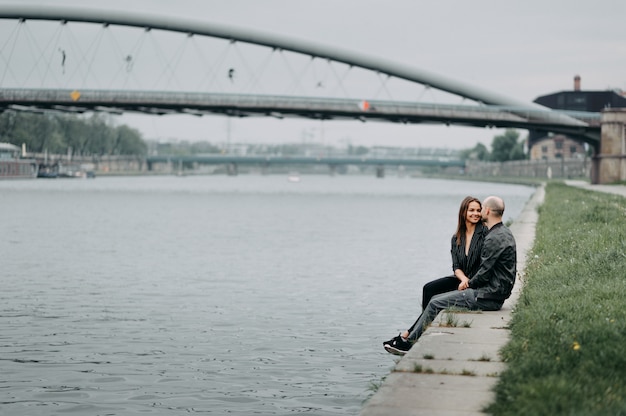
[360,185,545,416]
[362,372,499,416]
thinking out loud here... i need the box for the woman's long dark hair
[455,196,482,246]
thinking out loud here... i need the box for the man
[384,196,517,356]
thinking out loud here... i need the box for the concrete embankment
[360,185,545,416]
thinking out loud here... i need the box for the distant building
[528,75,626,160]
[530,134,586,160]
[534,76,626,112]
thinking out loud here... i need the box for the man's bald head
[483,196,505,218]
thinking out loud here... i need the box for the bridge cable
[145,29,183,91]
[50,22,66,82]
[58,22,94,90]
[0,20,23,87]
[124,27,151,90]
[299,56,322,96]
[201,36,234,93]
[79,24,108,89]
[278,49,305,96]
[19,20,62,89]
[188,34,217,92]
[372,73,395,101]
[241,45,275,95]
[327,61,353,99]
[160,31,190,90]
[309,56,330,95]
[230,41,263,95]
[101,23,145,90]
[416,84,435,105]
[59,20,97,90]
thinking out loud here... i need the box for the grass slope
[487,182,626,415]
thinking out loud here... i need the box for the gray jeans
[407,288,503,342]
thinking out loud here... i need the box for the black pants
[421,275,458,311]
[406,275,459,334]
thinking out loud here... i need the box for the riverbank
[360,184,545,416]
[360,181,626,415]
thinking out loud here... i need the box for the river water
[1,175,535,415]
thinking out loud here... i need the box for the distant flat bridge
[146,154,465,174]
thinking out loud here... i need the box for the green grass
[486,182,626,415]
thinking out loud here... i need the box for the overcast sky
[6,0,626,149]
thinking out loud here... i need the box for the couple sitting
[383,195,517,356]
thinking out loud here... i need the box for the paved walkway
[360,181,626,416]
[360,186,544,416]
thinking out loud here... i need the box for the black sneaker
[382,335,397,347]
[383,334,412,356]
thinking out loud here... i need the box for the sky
[4,0,626,149]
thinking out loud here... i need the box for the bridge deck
[0,88,601,143]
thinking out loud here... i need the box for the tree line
[460,129,526,162]
[0,109,527,162]
[0,111,147,156]
[152,130,528,161]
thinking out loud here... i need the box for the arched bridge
[0,4,601,145]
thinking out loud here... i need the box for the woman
[383,196,486,356]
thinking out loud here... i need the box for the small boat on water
[57,164,89,178]
[0,142,38,179]
[37,163,59,178]
[287,172,301,183]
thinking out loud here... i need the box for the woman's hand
[458,277,470,291]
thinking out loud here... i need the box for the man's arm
[468,234,503,289]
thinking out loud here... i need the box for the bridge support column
[593,108,626,184]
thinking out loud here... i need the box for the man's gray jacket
[468,222,516,301]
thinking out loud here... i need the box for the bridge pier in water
[594,108,626,184]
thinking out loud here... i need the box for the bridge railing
[0,88,601,126]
